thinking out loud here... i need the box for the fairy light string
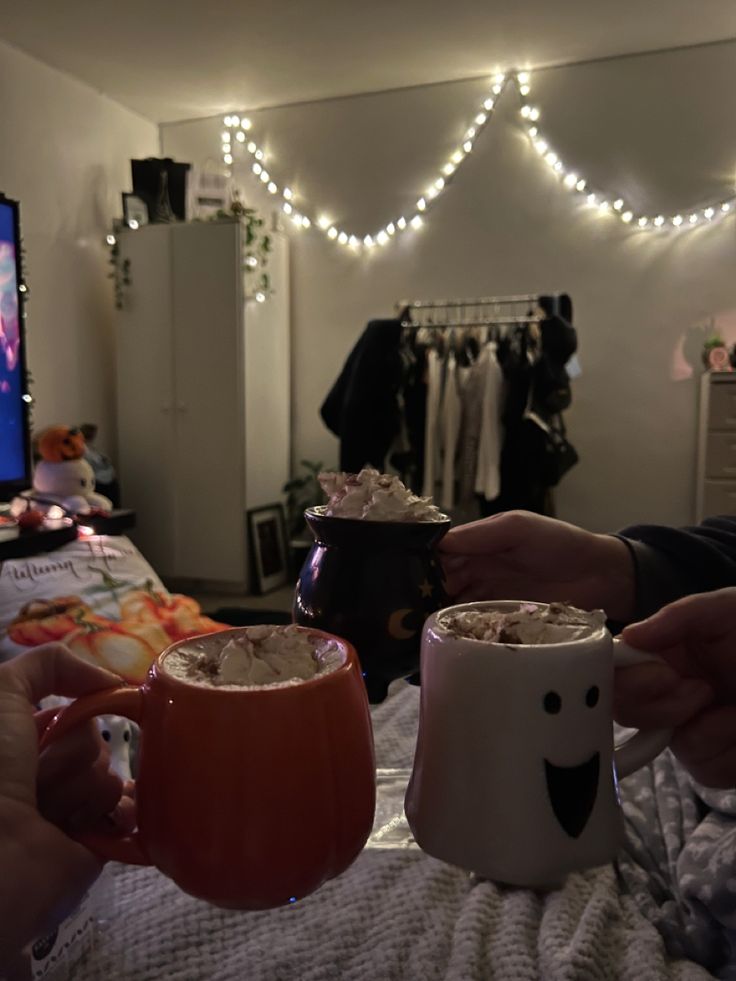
[219,74,734,250]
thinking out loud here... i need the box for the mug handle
[612,640,673,779]
[39,686,151,866]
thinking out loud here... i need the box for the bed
[1,537,733,979]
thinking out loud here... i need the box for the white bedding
[74,683,732,980]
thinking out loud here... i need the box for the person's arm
[617,515,736,620]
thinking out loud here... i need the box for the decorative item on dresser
[695,371,736,520]
[114,220,290,591]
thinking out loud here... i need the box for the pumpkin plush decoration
[36,426,86,462]
[32,425,112,515]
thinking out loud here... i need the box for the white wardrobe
[114,220,290,589]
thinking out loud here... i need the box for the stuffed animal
[32,425,112,514]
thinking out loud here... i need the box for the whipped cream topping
[439,603,606,645]
[319,468,444,522]
[165,625,343,689]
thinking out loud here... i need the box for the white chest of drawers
[695,372,736,520]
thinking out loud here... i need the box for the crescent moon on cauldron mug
[387,609,417,640]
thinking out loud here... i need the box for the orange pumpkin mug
[40,627,376,910]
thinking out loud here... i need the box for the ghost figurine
[40,696,134,783]
[97,715,134,782]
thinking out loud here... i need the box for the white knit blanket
[76,684,736,980]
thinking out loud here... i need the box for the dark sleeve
[615,515,736,620]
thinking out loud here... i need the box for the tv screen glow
[0,199,26,485]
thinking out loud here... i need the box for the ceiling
[1,0,735,123]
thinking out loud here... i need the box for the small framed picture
[122,193,149,228]
[247,504,289,594]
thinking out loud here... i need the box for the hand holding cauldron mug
[41,626,376,910]
[405,601,673,888]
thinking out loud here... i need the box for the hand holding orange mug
[40,626,376,910]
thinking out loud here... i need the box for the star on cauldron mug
[404,600,672,888]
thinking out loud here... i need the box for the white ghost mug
[404,601,672,887]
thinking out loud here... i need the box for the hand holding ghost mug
[405,601,672,887]
[616,589,736,787]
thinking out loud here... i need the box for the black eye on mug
[585,686,600,708]
[543,691,562,714]
[101,730,111,741]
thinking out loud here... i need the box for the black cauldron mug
[293,507,451,703]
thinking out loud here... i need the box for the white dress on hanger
[422,347,442,499]
[474,341,504,501]
[440,351,462,511]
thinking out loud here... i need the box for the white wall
[0,39,159,457]
[162,41,736,532]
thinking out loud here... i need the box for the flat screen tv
[0,194,31,500]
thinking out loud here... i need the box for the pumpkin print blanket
[0,535,226,680]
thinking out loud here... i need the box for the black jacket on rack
[320,319,403,473]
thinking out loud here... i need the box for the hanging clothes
[440,351,462,510]
[456,346,487,514]
[320,319,403,472]
[474,341,505,502]
[422,347,443,499]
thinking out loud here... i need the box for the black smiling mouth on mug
[544,753,600,838]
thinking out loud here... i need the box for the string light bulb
[220,70,735,248]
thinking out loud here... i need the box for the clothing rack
[396,292,559,329]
